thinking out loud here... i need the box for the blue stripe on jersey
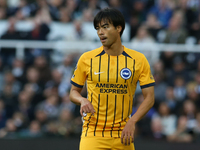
[140,82,155,89]
[95,50,105,57]
[122,51,132,58]
[70,80,84,88]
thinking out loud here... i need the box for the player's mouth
[100,37,107,43]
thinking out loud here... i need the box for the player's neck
[103,39,123,56]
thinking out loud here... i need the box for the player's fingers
[127,135,130,145]
[80,108,83,116]
[90,107,96,115]
[88,104,95,115]
[121,133,124,144]
[131,133,134,143]
[132,136,134,143]
[84,107,90,113]
[124,135,128,145]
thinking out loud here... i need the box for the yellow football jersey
[71,46,155,138]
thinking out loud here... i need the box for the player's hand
[121,120,135,145]
[80,98,95,117]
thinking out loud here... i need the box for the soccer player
[70,8,155,150]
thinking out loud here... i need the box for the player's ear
[116,25,122,34]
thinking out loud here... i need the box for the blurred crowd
[0,0,200,143]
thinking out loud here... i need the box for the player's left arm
[121,86,155,145]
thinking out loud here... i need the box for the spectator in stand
[81,8,94,22]
[132,93,157,138]
[195,112,200,136]
[197,59,200,72]
[149,0,173,28]
[0,84,17,118]
[186,81,200,106]
[36,94,59,120]
[59,6,72,23]
[49,0,63,11]
[79,0,101,20]
[20,0,59,21]
[160,51,175,71]
[8,0,28,19]
[152,59,165,74]
[163,12,187,44]
[56,109,74,137]
[57,54,74,97]
[57,0,78,23]
[12,111,28,131]
[131,25,155,43]
[160,10,189,72]
[182,100,198,123]
[44,69,66,98]
[45,69,62,90]
[152,102,177,140]
[164,86,177,113]
[65,0,79,20]
[0,6,6,19]
[189,13,200,42]
[34,109,48,129]
[177,0,198,39]
[29,13,50,41]
[65,19,92,41]
[129,0,147,39]
[24,67,44,106]
[1,71,22,95]
[0,17,21,67]
[173,76,187,101]
[169,100,198,142]
[195,72,200,94]
[0,0,6,9]
[11,58,25,83]
[143,13,162,41]
[25,9,51,60]
[0,119,18,138]
[153,71,168,108]
[0,58,5,93]
[151,116,163,139]
[23,83,37,100]
[166,56,190,86]
[59,93,75,115]
[15,90,34,122]
[168,115,193,142]
[131,25,158,65]
[33,55,52,85]
[109,0,129,22]
[19,120,43,138]
[0,100,7,129]
[152,60,167,107]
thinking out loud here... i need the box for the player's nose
[98,28,104,35]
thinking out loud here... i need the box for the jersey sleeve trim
[95,50,105,57]
[122,51,132,58]
[71,80,84,88]
[140,82,155,89]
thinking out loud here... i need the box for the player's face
[96,20,121,47]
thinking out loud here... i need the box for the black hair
[93,7,125,37]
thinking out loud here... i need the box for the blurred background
[0,0,200,150]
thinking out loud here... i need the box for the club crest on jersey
[120,68,132,80]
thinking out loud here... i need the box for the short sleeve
[139,55,155,89]
[71,54,87,88]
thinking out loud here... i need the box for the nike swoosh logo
[94,71,104,75]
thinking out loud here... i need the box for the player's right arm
[70,53,95,116]
[70,85,95,117]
